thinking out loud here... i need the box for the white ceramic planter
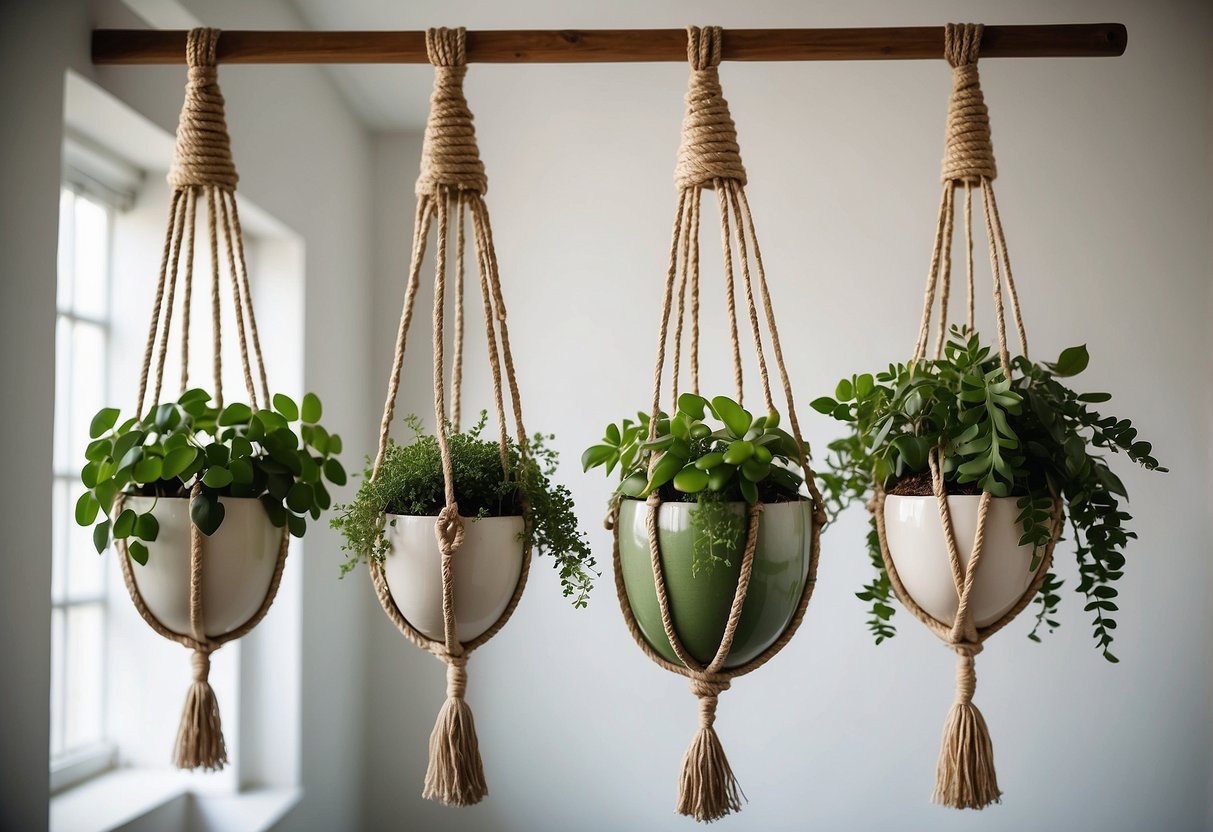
[883,495,1037,629]
[380,513,526,643]
[124,496,282,638]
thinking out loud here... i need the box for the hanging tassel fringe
[676,679,744,822]
[173,650,228,771]
[422,660,487,806]
[932,649,1001,809]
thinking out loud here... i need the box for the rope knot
[675,26,747,190]
[950,641,982,704]
[190,649,212,683]
[941,23,996,184]
[416,27,488,197]
[689,676,731,728]
[434,504,466,554]
[168,28,239,191]
[444,656,469,699]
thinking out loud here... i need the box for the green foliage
[331,413,597,608]
[583,393,807,574]
[816,326,1165,661]
[76,389,345,564]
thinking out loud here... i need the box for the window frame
[50,181,119,793]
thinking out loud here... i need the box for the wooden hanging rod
[92,24,1126,65]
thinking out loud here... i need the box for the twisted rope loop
[118,27,288,773]
[913,23,1026,376]
[612,26,827,822]
[367,27,533,807]
[168,28,238,191]
[416,28,488,196]
[675,26,747,190]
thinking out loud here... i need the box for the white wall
[0,0,377,829]
[361,1,1212,831]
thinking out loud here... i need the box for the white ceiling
[284,0,1089,131]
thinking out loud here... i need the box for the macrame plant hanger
[366,27,532,808]
[113,27,289,772]
[869,22,1064,810]
[608,26,828,824]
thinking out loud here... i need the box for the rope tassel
[933,648,1001,809]
[173,650,227,771]
[677,679,743,822]
[423,659,488,806]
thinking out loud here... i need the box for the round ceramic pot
[883,494,1038,629]
[380,514,526,643]
[617,499,813,669]
[124,496,282,638]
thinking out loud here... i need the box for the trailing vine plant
[814,326,1165,661]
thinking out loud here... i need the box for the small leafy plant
[332,413,597,608]
[76,389,347,565]
[814,326,1165,661]
[583,393,807,575]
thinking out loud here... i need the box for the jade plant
[814,326,1165,661]
[582,393,806,575]
[332,412,597,608]
[76,389,346,565]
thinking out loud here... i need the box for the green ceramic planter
[617,498,813,669]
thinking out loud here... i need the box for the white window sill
[50,768,301,832]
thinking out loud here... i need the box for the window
[50,184,118,788]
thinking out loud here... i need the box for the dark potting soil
[886,470,984,497]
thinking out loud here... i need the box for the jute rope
[366,27,532,807]
[874,22,1061,809]
[117,28,288,772]
[609,26,826,823]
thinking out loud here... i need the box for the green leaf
[855,374,875,399]
[85,438,112,463]
[133,456,163,484]
[206,443,230,467]
[134,512,160,542]
[707,464,736,492]
[202,466,233,488]
[1077,391,1112,403]
[191,493,225,535]
[739,478,758,504]
[75,492,100,526]
[328,434,343,456]
[672,465,709,493]
[127,540,149,566]
[835,379,854,402]
[92,519,110,554]
[230,458,254,484]
[161,446,198,480]
[112,509,136,539]
[230,436,254,459]
[619,473,648,497]
[581,444,616,472]
[677,393,707,420]
[259,495,288,527]
[273,393,299,421]
[643,453,683,496]
[695,452,725,471]
[324,458,347,486]
[711,396,752,438]
[301,392,322,423]
[1053,344,1090,377]
[154,403,181,431]
[89,407,121,439]
[810,396,838,415]
[286,482,313,513]
[741,458,771,482]
[723,440,754,465]
[218,402,253,426]
[286,513,306,538]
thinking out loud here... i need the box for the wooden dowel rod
[93,24,1126,65]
